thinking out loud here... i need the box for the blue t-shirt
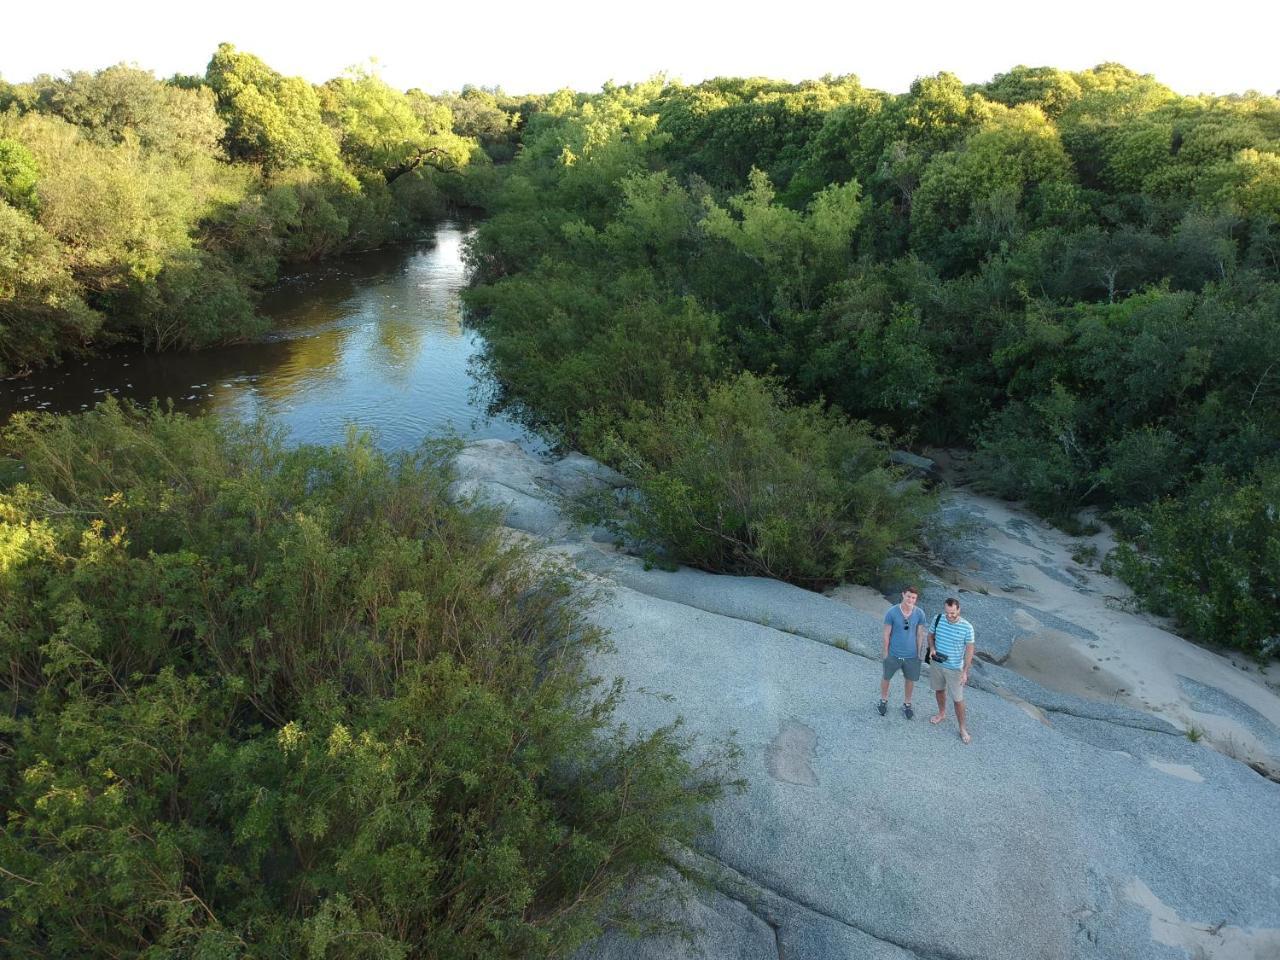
[884,605,925,658]
[931,616,975,671]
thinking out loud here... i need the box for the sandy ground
[836,453,1280,777]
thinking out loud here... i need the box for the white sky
[4,0,1277,97]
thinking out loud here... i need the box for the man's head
[944,597,961,622]
[901,587,920,610]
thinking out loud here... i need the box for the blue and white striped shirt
[931,616,975,670]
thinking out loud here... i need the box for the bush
[0,401,732,958]
[972,384,1097,519]
[590,372,932,587]
[0,202,102,372]
[1108,462,1280,656]
[467,266,726,447]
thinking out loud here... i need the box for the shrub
[0,202,101,372]
[467,267,726,447]
[1109,461,1280,656]
[972,384,1096,519]
[0,401,732,958]
[591,372,932,587]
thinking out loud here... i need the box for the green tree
[1219,148,1280,218]
[1110,462,1280,655]
[0,202,100,371]
[983,65,1084,119]
[325,68,472,182]
[440,86,521,161]
[0,137,39,211]
[205,43,348,179]
[701,167,865,315]
[36,63,225,159]
[909,104,1073,268]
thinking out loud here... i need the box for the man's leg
[930,689,947,724]
[928,662,947,723]
[902,658,921,718]
[956,698,971,743]
[879,658,896,715]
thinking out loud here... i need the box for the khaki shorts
[929,662,966,701]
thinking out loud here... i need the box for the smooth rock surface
[456,441,1280,960]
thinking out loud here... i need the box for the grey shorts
[929,662,966,701]
[882,655,921,682]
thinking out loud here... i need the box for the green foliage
[0,401,733,957]
[439,86,521,162]
[119,247,267,350]
[975,279,1280,518]
[1221,148,1280,218]
[467,262,725,447]
[973,383,1097,516]
[13,111,238,290]
[206,43,349,180]
[982,66,1084,120]
[1109,462,1280,656]
[701,168,865,313]
[0,138,40,211]
[656,76,865,191]
[324,69,473,182]
[804,287,939,424]
[909,103,1073,269]
[465,166,727,446]
[32,63,226,159]
[0,202,101,371]
[590,373,932,586]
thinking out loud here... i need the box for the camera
[931,650,948,663]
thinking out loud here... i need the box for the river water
[0,221,543,452]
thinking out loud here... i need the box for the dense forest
[1,48,1278,957]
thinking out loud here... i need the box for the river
[0,221,543,452]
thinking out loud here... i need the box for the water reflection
[0,222,543,453]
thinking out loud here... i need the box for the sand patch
[825,583,889,619]
[1003,623,1134,706]
[1146,760,1204,783]
[765,719,819,787]
[1124,878,1280,959]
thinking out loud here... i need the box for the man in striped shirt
[927,597,976,744]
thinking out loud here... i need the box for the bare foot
[960,729,972,744]
[929,713,946,724]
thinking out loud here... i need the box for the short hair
[903,586,921,597]
[944,597,960,610]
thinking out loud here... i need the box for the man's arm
[961,626,975,682]
[882,622,891,657]
[916,618,928,659]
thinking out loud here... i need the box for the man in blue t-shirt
[879,586,926,719]
[927,597,976,744]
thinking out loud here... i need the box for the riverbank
[0,222,543,453]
